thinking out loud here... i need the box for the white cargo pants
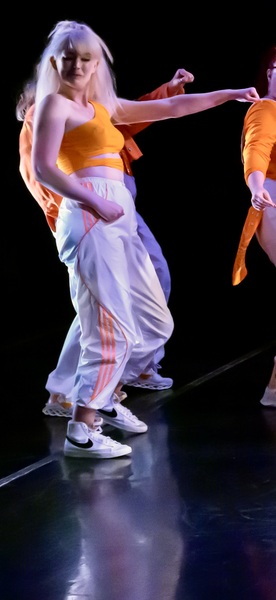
[54,177,174,409]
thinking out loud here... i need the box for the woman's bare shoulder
[39,92,71,109]
[36,93,69,119]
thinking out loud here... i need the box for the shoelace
[117,403,140,422]
[92,429,122,446]
[93,426,103,434]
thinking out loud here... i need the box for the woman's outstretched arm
[113,88,260,125]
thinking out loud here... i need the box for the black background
[5,5,276,375]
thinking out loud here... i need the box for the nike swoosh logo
[98,408,118,418]
[66,436,93,449]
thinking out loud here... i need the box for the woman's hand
[251,188,276,211]
[167,68,195,94]
[235,87,260,102]
[92,197,125,222]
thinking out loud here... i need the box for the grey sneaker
[42,394,73,417]
[64,421,132,458]
[97,396,148,433]
[126,369,173,390]
[42,394,104,429]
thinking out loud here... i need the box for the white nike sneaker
[64,421,132,458]
[97,396,148,433]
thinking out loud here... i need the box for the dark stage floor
[1,335,276,600]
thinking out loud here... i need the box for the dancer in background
[232,44,276,407]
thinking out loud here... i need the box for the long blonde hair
[16,20,120,120]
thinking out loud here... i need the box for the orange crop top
[57,101,125,175]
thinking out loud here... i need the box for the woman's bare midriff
[69,154,125,182]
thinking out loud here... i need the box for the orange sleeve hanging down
[19,104,62,232]
[232,207,263,286]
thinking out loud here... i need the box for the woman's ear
[93,59,99,72]
[50,56,57,70]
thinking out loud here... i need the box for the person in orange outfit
[18,66,194,417]
[232,45,276,407]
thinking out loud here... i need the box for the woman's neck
[58,86,89,105]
